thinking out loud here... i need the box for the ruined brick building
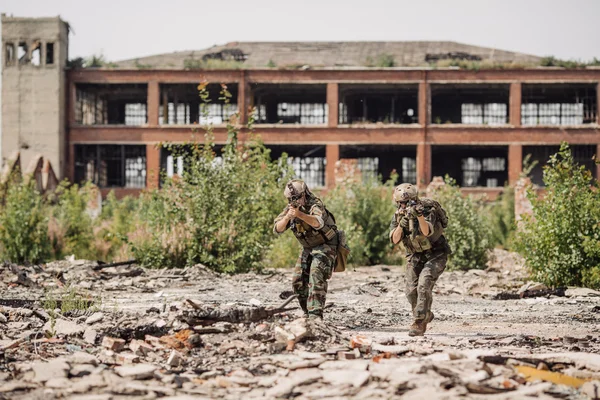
[2,15,599,197]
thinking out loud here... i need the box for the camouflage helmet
[283,179,307,200]
[393,183,418,204]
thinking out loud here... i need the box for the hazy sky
[2,0,600,62]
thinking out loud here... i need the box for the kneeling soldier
[274,179,338,319]
[389,183,451,336]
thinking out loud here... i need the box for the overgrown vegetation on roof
[365,53,396,68]
[183,58,244,70]
[540,56,600,68]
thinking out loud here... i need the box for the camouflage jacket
[389,198,448,254]
[273,195,338,249]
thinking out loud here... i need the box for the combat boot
[408,319,427,336]
[298,298,309,317]
[427,311,434,323]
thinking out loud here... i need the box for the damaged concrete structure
[2,15,600,197]
[1,15,69,179]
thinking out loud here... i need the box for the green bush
[130,140,290,272]
[326,176,397,265]
[484,185,516,249]
[95,191,139,261]
[0,181,51,263]
[48,182,95,260]
[515,143,600,289]
[263,229,301,269]
[432,177,493,271]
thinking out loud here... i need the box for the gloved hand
[399,216,409,229]
[414,202,425,217]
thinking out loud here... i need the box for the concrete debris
[0,249,599,398]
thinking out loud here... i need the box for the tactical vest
[401,198,447,254]
[291,207,338,249]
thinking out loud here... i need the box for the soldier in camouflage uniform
[274,180,338,319]
[389,183,451,336]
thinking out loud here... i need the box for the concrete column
[416,143,431,188]
[510,82,522,126]
[327,83,339,127]
[68,143,75,182]
[418,81,429,125]
[69,80,77,126]
[146,144,160,189]
[326,144,339,188]
[238,71,249,125]
[147,81,160,126]
[508,144,523,185]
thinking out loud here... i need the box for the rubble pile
[0,249,599,398]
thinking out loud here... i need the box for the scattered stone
[43,318,85,336]
[130,339,154,356]
[67,351,99,365]
[565,287,600,297]
[117,352,140,365]
[102,336,126,352]
[84,328,97,345]
[322,369,371,388]
[32,359,69,382]
[581,380,600,400]
[167,350,185,367]
[114,364,157,380]
[85,312,104,325]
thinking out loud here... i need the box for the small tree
[515,142,600,288]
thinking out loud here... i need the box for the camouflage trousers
[292,243,337,318]
[405,248,448,321]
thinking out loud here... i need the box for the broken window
[267,145,327,188]
[31,41,41,66]
[18,42,28,65]
[124,104,147,125]
[432,146,508,187]
[75,84,148,125]
[339,84,418,124]
[431,84,509,124]
[339,145,417,184]
[159,84,238,125]
[74,145,147,188]
[522,84,597,125]
[253,84,327,125]
[523,145,597,186]
[5,43,15,66]
[160,145,225,186]
[46,42,54,65]
[461,103,507,125]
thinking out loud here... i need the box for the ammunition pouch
[334,230,351,272]
[294,221,337,249]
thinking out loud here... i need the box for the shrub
[484,185,516,249]
[326,176,397,265]
[263,229,301,269]
[94,191,139,261]
[514,143,600,288]
[48,181,95,260]
[0,181,51,263]
[431,177,493,270]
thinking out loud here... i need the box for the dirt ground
[1,249,600,399]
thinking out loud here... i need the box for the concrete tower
[1,15,69,178]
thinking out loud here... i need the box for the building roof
[112,41,542,70]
